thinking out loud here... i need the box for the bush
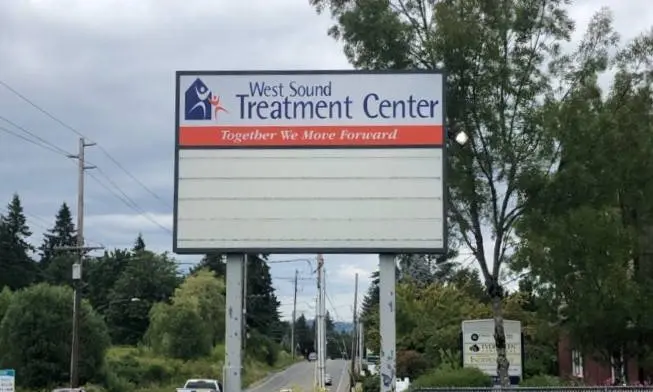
[361,373,380,392]
[397,350,429,380]
[0,283,110,389]
[520,374,564,386]
[145,301,212,360]
[103,346,225,391]
[412,367,492,388]
[245,330,280,366]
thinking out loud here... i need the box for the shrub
[245,330,279,366]
[397,350,429,380]
[520,374,564,386]
[362,373,380,392]
[145,301,212,360]
[0,283,110,389]
[411,367,492,388]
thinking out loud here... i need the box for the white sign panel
[174,70,446,254]
[461,319,523,379]
[0,369,15,392]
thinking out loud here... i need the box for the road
[246,359,349,392]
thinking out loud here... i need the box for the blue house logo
[184,78,212,120]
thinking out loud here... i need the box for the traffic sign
[0,369,15,392]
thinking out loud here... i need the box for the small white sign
[0,369,15,392]
[461,319,522,379]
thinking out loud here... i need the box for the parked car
[52,389,86,392]
[176,378,222,392]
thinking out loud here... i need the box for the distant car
[325,374,332,386]
[308,352,317,361]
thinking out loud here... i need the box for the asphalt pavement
[246,359,349,392]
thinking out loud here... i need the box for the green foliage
[519,374,564,387]
[361,373,380,392]
[246,329,280,366]
[146,301,212,360]
[411,367,492,388]
[39,202,76,281]
[145,269,227,360]
[0,287,12,322]
[173,268,226,345]
[106,250,180,345]
[0,194,37,290]
[396,350,429,380]
[0,283,110,389]
[0,192,290,390]
[515,9,653,374]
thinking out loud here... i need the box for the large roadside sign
[173,70,447,254]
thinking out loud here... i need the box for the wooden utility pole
[64,138,103,388]
[291,269,298,359]
[316,254,326,389]
[350,273,359,387]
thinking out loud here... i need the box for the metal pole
[225,254,244,392]
[350,273,359,386]
[291,269,298,359]
[315,296,319,389]
[379,254,396,392]
[358,321,364,372]
[320,267,327,383]
[69,137,95,389]
[316,255,325,389]
[242,254,248,352]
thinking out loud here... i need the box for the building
[557,333,650,385]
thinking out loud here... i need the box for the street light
[454,131,469,145]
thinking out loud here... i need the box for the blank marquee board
[173,70,447,254]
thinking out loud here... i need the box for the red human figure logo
[209,94,228,119]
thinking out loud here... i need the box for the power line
[0,79,170,209]
[0,113,171,235]
[0,124,70,157]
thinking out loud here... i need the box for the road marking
[246,362,299,392]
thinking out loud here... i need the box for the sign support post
[379,254,396,392]
[225,254,244,392]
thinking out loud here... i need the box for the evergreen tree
[39,203,77,285]
[39,203,76,266]
[192,253,226,277]
[0,194,36,289]
[132,233,146,252]
[294,314,313,357]
[246,254,281,337]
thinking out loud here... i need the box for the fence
[413,388,653,392]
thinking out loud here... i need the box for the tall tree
[515,15,653,382]
[39,203,77,285]
[246,254,282,337]
[295,313,314,357]
[132,233,146,252]
[39,202,76,266]
[106,250,181,345]
[84,249,132,312]
[0,194,36,289]
[192,253,226,277]
[308,0,596,385]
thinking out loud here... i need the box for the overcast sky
[0,0,650,322]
